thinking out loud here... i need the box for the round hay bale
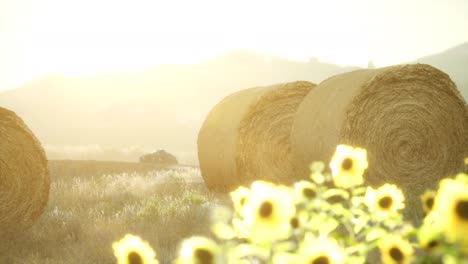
[237,82,315,185]
[0,107,50,233]
[291,64,468,221]
[198,81,315,191]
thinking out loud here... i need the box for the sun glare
[0,0,467,88]
[4,0,375,80]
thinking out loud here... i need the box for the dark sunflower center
[240,197,246,206]
[259,201,273,218]
[341,158,353,170]
[455,200,468,220]
[311,255,330,264]
[127,251,143,264]
[327,194,346,204]
[194,248,214,264]
[389,247,404,262]
[302,187,316,199]
[290,217,299,229]
[378,196,393,209]
[425,197,434,210]
[427,240,439,249]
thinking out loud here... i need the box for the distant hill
[0,50,358,164]
[414,42,468,99]
[1,46,465,165]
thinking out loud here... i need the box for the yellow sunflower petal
[455,172,468,184]
[298,234,346,264]
[365,184,405,217]
[176,236,221,264]
[272,252,300,264]
[310,161,326,173]
[112,234,159,264]
[420,190,436,216]
[309,161,326,184]
[329,144,368,189]
[293,180,317,203]
[230,186,251,214]
[417,218,443,253]
[240,181,295,243]
[432,178,468,246]
[378,235,414,264]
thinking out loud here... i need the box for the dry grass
[48,160,184,180]
[0,162,225,264]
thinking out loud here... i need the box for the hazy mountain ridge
[0,46,466,164]
[0,50,359,163]
[414,42,468,99]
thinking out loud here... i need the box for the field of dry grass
[0,161,226,264]
[48,160,196,179]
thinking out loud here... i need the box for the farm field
[48,160,198,180]
[0,2,466,262]
[0,160,224,264]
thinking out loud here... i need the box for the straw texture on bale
[291,64,468,221]
[0,107,50,233]
[198,81,315,191]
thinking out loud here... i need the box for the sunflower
[378,235,414,264]
[420,190,436,216]
[293,180,317,203]
[365,184,405,217]
[309,161,327,184]
[455,172,468,184]
[310,161,326,173]
[240,180,295,243]
[329,144,368,189]
[272,252,300,264]
[431,177,468,245]
[297,234,345,264]
[176,236,222,264]
[230,185,251,214]
[112,234,159,264]
[417,218,443,253]
[288,210,310,235]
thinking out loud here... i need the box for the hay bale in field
[237,82,316,186]
[0,107,49,233]
[198,81,315,191]
[139,149,178,165]
[291,64,468,221]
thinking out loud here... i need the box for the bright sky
[0,0,467,91]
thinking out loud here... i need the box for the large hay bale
[291,64,468,221]
[198,81,315,191]
[0,107,49,233]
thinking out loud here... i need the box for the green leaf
[345,256,366,264]
[273,241,297,252]
[365,228,387,242]
[306,214,339,234]
[210,205,233,223]
[231,244,269,259]
[353,217,369,234]
[323,188,350,200]
[211,223,236,240]
[352,187,367,196]
[309,161,325,173]
[310,172,326,184]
